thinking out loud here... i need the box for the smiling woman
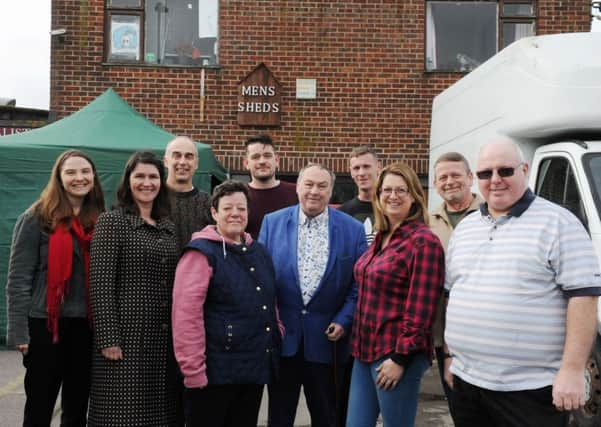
[172,180,282,427]
[346,163,445,427]
[88,151,180,426]
[128,162,161,222]
[60,156,95,202]
[6,149,105,426]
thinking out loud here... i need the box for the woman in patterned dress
[6,149,105,427]
[88,151,179,426]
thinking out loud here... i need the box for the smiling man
[243,134,297,238]
[259,163,367,427]
[164,136,212,252]
[429,152,483,419]
[164,136,212,426]
[444,140,601,427]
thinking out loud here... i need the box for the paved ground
[0,350,452,426]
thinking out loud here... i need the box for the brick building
[50,0,591,199]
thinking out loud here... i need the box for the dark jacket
[6,209,87,347]
[182,227,281,385]
[88,208,179,427]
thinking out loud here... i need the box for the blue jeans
[346,353,429,427]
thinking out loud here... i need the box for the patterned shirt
[351,220,445,363]
[297,208,329,305]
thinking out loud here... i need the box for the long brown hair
[32,150,105,231]
[372,162,429,232]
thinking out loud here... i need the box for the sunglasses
[476,163,523,180]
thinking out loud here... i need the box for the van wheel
[571,336,601,427]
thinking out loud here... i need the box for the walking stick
[331,327,342,427]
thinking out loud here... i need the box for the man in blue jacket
[259,163,367,427]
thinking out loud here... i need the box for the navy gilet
[186,237,281,385]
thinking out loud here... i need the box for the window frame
[424,0,537,73]
[105,1,144,64]
[104,0,219,67]
[500,0,537,49]
[535,156,588,229]
[583,153,601,223]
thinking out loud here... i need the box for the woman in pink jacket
[172,180,282,427]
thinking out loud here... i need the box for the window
[105,0,218,66]
[426,1,535,72]
[583,153,601,223]
[536,157,588,229]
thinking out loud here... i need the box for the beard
[253,171,275,182]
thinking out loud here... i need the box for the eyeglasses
[380,187,409,197]
[476,163,523,180]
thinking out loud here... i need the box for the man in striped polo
[444,140,601,427]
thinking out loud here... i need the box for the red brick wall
[538,0,592,34]
[50,0,591,175]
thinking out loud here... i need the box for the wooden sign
[238,63,282,126]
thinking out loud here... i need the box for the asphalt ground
[0,350,452,426]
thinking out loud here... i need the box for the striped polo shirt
[445,190,601,391]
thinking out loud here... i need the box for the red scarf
[46,216,94,343]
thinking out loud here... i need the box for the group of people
[4,133,601,427]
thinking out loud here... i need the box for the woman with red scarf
[6,149,105,426]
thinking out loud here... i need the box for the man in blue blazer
[259,163,367,427]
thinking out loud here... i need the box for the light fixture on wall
[50,28,68,43]
[50,28,68,36]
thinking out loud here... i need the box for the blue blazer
[259,205,367,364]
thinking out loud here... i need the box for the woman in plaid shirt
[346,163,445,427]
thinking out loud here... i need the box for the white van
[429,32,601,426]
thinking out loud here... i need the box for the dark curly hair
[211,180,249,210]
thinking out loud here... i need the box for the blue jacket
[259,205,367,364]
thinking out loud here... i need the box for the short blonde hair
[372,162,429,232]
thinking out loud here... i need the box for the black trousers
[434,346,455,416]
[23,317,92,427]
[170,355,186,426]
[268,349,339,427]
[186,384,263,427]
[451,375,570,427]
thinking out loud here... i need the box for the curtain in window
[426,4,437,71]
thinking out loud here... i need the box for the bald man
[164,136,212,252]
[444,140,601,427]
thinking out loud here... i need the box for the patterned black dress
[88,209,179,427]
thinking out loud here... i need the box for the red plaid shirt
[351,220,445,363]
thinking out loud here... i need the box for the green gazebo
[0,88,227,344]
